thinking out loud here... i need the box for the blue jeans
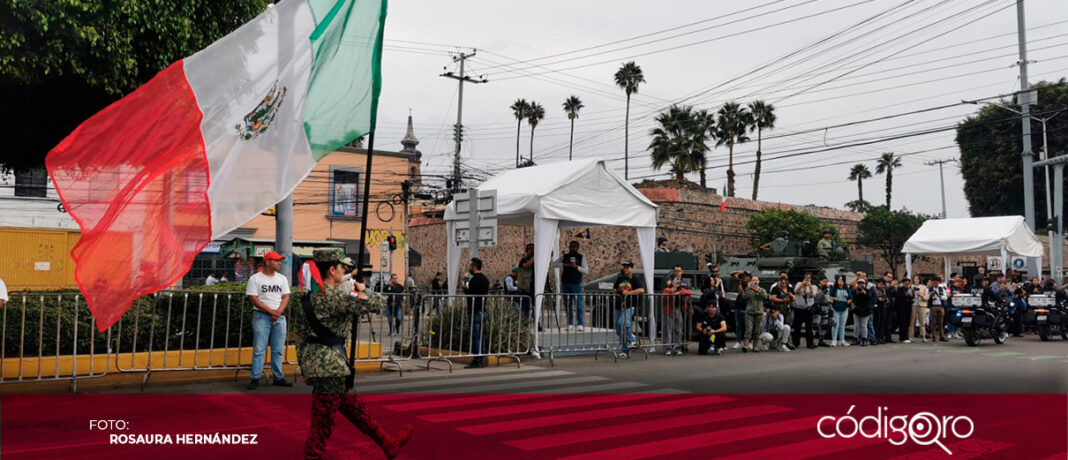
[614,308,635,352]
[734,309,746,343]
[946,308,959,334]
[388,303,403,334]
[470,311,485,364]
[831,309,849,343]
[866,315,875,342]
[251,311,286,380]
[562,283,584,326]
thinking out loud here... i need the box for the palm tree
[715,102,751,197]
[747,100,776,200]
[875,152,903,209]
[848,163,872,207]
[562,95,584,161]
[510,99,529,168]
[647,105,713,185]
[526,101,545,162]
[614,61,645,180]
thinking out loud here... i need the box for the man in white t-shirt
[245,251,292,389]
[205,272,219,286]
[0,276,8,309]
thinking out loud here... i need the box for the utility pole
[1034,155,1066,283]
[440,51,487,193]
[925,159,956,219]
[1016,0,1039,277]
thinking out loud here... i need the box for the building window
[14,168,47,198]
[329,167,362,218]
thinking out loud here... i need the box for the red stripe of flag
[46,61,211,331]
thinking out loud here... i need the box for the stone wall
[407,182,1067,287]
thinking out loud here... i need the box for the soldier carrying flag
[294,248,412,459]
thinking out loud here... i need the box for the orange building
[184,116,424,285]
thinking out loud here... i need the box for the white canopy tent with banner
[443,158,660,355]
[901,216,1044,278]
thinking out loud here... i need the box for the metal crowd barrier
[536,292,635,364]
[656,291,696,356]
[419,294,530,373]
[1,293,113,393]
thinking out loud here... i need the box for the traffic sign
[379,241,390,268]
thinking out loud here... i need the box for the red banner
[2,393,1064,459]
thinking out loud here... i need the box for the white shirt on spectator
[245,272,290,310]
[205,275,218,286]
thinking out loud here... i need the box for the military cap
[313,248,354,268]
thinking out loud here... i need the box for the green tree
[0,0,272,172]
[844,199,873,213]
[957,79,1068,228]
[562,95,584,161]
[747,100,776,200]
[510,98,530,168]
[875,152,903,209]
[715,102,752,197]
[647,105,713,185]
[526,101,545,162]
[848,163,872,206]
[746,207,836,254]
[857,207,927,278]
[614,61,645,180]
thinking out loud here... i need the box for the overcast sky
[367,0,1068,218]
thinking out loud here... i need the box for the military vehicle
[717,236,873,292]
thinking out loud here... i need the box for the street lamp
[965,99,1063,276]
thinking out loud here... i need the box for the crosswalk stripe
[983,351,1026,357]
[557,415,819,460]
[640,388,690,394]
[357,370,574,392]
[384,393,551,412]
[527,381,647,394]
[363,364,545,382]
[715,433,884,460]
[419,393,664,423]
[506,404,788,451]
[435,376,609,393]
[1019,355,1065,361]
[460,394,733,435]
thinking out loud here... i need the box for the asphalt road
[94,333,1068,395]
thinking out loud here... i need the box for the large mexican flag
[46,0,387,331]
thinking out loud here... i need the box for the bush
[2,289,306,358]
[422,301,533,354]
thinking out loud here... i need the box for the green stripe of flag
[304,0,387,160]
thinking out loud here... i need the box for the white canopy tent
[901,216,1044,278]
[443,158,659,353]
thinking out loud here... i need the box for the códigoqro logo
[817,405,974,455]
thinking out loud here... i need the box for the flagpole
[348,132,376,389]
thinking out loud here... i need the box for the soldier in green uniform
[817,229,834,260]
[294,249,412,460]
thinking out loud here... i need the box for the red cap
[263,251,284,261]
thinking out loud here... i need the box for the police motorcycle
[1028,292,1067,341]
[952,291,1010,346]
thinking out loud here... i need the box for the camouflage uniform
[297,249,410,460]
[293,277,383,394]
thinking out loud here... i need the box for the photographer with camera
[729,270,751,351]
[792,273,818,349]
[742,276,769,353]
[695,292,727,355]
[811,277,833,347]
[662,264,693,355]
[770,278,797,348]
